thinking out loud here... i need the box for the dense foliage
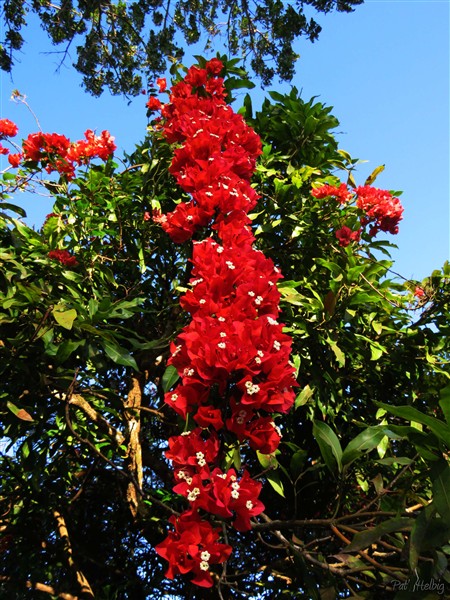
[0,58,449,599]
[1,0,362,96]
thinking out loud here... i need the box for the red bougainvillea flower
[0,118,18,138]
[0,144,9,155]
[355,186,404,235]
[146,96,162,111]
[414,286,425,298]
[205,58,224,75]
[193,406,224,430]
[8,153,22,167]
[156,77,167,92]
[312,183,352,204]
[48,249,78,267]
[155,510,232,587]
[335,225,361,247]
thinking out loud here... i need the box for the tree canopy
[1,0,363,96]
[0,58,449,599]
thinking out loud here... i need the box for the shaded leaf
[342,425,386,466]
[101,339,138,370]
[313,420,342,474]
[344,518,414,552]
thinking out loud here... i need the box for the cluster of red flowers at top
[152,61,297,588]
[311,182,404,246]
[0,117,116,178]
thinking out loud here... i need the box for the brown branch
[53,510,94,597]
[64,402,143,496]
[252,511,398,532]
[0,576,78,599]
[68,394,125,446]
[124,374,144,519]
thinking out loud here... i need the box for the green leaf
[295,384,314,408]
[162,365,179,392]
[376,402,450,447]
[313,420,343,474]
[364,164,385,186]
[409,506,450,570]
[432,462,450,526]
[6,401,34,422]
[266,470,285,497]
[342,425,386,466]
[52,307,77,330]
[439,384,450,425]
[256,450,279,470]
[101,339,138,370]
[369,341,385,361]
[344,518,414,552]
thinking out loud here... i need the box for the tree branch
[53,509,95,597]
[68,394,125,446]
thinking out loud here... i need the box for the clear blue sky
[1,0,448,281]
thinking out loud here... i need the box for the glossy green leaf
[162,365,179,392]
[376,402,450,446]
[342,425,386,465]
[313,420,342,474]
[266,470,285,497]
[101,339,138,370]
[52,307,77,330]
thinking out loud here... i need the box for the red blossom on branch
[48,249,78,267]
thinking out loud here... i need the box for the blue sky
[0,0,448,281]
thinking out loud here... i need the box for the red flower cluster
[311,182,351,204]
[312,182,404,246]
[0,118,18,139]
[21,129,116,179]
[152,61,297,587]
[355,185,404,236]
[155,510,232,587]
[48,249,78,267]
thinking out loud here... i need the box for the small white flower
[201,551,211,561]
[246,500,254,510]
[200,561,210,571]
[231,490,240,499]
[273,340,281,351]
